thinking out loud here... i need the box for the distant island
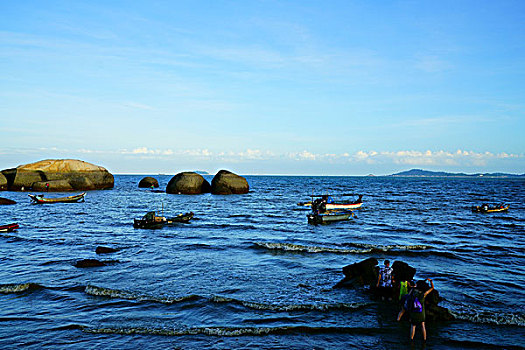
[391,169,525,178]
[194,170,209,175]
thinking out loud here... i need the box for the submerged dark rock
[75,259,106,268]
[0,197,16,205]
[211,170,249,195]
[138,177,159,188]
[95,246,119,254]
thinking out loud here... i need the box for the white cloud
[1,147,522,173]
[350,149,523,167]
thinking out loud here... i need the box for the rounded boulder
[0,173,7,191]
[211,170,249,195]
[0,159,114,191]
[166,172,211,194]
[139,177,159,188]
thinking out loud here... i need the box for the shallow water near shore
[0,175,524,349]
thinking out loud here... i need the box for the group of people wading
[376,260,435,342]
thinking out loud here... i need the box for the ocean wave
[0,283,43,294]
[84,285,201,304]
[85,285,368,313]
[254,242,372,254]
[84,325,381,337]
[253,242,429,255]
[210,295,369,312]
[452,310,525,327]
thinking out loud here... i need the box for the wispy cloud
[3,147,522,168]
[352,150,522,167]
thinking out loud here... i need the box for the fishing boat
[133,211,194,229]
[0,223,19,233]
[307,210,354,225]
[28,192,86,204]
[298,194,363,210]
[166,212,194,224]
[472,204,509,213]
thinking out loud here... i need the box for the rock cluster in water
[335,258,454,322]
[0,159,114,192]
[166,170,249,195]
[138,176,159,188]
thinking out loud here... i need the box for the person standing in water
[398,278,434,341]
[376,260,394,300]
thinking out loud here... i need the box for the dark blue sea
[1,175,524,349]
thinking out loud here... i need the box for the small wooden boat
[0,223,19,232]
[28,192,86,204]
[134,211,194,229]
[307,210,354,225]
[166,212,194,224]
[472,204,509,213]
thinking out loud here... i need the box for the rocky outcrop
[138,177,159,188]
[335,258,454,321]
[0,159,114,191]
[0,197,17,205]
[335,257,378,287]
[166,172,211,194]
[0,173,7,190]
[392,261,416,282]
[211,170,249,195]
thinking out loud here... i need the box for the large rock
[392,261,416,282]
[1,159,114,191]
[335,257,378,287]
[166,172,211,194]
[0,173,7,190]
[211,170,249,195]
[138,177,159,188]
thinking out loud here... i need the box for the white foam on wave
[210,295,368,312]
[254,242,372,254]
[452,310,525,326]
[85,325,363,337]
[254,242,429,254]
[0,283,41,294]
[84,285,199,304]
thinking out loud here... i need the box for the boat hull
[325,202,362,210]
[134,212,194,229]
[307,211,353,225]
[0,223,19,232]
[28,193,86,204]
[472,205,509,213]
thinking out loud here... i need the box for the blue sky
[1,0,524,175]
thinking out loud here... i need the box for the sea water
[0,175,523,349]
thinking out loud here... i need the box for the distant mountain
[194,170,209,175]
[391,169,525,178]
